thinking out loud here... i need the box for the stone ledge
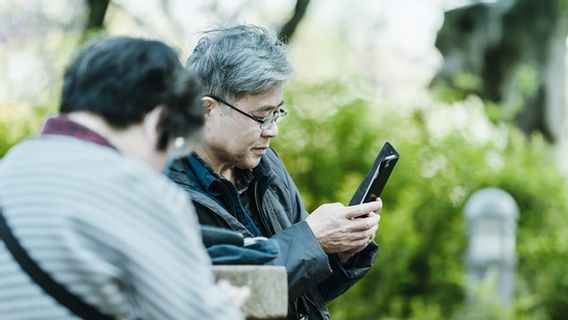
[213,265,288,320]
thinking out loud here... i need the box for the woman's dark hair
[61,36,203,151]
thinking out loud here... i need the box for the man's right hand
[305,200,382,254]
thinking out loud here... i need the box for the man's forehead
[237,93,284,111]
[237,84,284,110]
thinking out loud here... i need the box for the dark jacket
[167,149,378,319]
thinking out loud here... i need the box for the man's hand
[217,279,251,309]
[335,222,378,264]
[305,200,382,255]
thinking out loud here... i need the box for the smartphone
[349,141,399,206]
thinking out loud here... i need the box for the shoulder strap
[0,208,115,320]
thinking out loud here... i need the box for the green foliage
[431,62,539,128]
[274,81,568,319]
[2,78,566,319]
[431,72,482,103]
[0,103,51,158]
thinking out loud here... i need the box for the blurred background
[1,0,567,319]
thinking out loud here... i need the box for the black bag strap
[0,208,114,320]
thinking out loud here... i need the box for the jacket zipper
[253,181,274,237]
[253,182,325,319]
[219,182,240,223]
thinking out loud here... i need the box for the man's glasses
[207,95,287,130]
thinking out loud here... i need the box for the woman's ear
[143,105,164,148]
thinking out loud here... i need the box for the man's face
[202,84,284,170]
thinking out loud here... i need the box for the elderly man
[0,37,242,319]
[167,25,382,319]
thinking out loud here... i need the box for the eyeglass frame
[206,95,287,130]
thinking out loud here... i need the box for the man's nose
[261,121,279,137]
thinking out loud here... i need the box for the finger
[324,202,345,209]
[352,237,370,250]
[346,226,378,244]
[347,231,372,243]
[355,211,381,219]
[345,234,376,254]
[369,217,379,232]
[370,224,379,236]
[342,199,383,219]
[358,224,378,239]
[348,224,379,245]
[365,226,378,241]
[347,214,379,231]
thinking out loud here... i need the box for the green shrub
[3,79,566,319]
[274,81,568,319]
[0,103,50,158]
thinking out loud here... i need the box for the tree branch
[83,0,110,40]
[278,0,310,44]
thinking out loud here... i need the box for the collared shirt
[187,153,265,236]
[40,115,117,150]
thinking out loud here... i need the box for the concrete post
[213,265,288,320]
[464,187,519,308]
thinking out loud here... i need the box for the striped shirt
[0,134,242,319]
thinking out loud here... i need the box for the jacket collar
[186,153,221,193]
[188,152,272,192]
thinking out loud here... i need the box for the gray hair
[187,25,293,101]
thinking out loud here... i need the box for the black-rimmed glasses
[208,95,287,130]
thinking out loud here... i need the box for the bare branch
[84,0,110,37]
[278,0,310,44]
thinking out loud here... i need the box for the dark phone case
[349,142,399,206]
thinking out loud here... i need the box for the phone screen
[349,142,399,206]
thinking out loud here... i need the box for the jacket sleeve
[266,221,333,299]
[315,242,378,303]
[268,149,378,303]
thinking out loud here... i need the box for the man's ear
[143,105,164,148]
[202,96,217,116]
